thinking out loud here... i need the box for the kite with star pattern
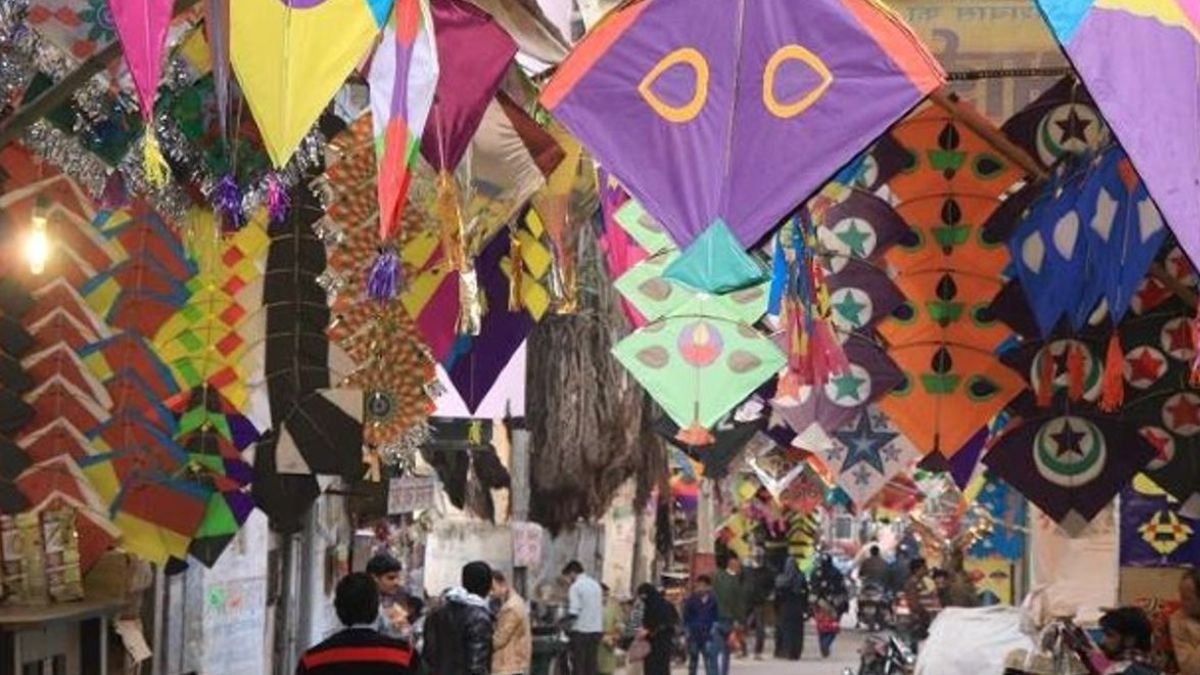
[819,404,919,507]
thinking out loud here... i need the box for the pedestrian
[739,562,772,660]
[683,575,718,675]
[1097,607,1161,674]
[811,554,849,658]
[902,558,938,648]
[490,571,531,675]
[598,585,623,675]
[637,583,679,675]
[367,553,407,639]
[712,557,745,675]
[773,555,809,661]
[624,592,646,675]
[423,561,495,675]
[295,572,416,675]
[1171,569,1200,674]
[562,561,604,675]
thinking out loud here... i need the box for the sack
[627,638,651,662]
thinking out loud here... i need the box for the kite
[542,0,942,290]
[656,413,765,480]
[819,404,919,508]
[1007,145,1167,342]
[874,102,1028,457]
[232,0,391,167]
[368,0,440,243]
[1001,76,1109,169]
[1035,0,1200,267]
[1120,477,1200,566]
[108,0,175,181]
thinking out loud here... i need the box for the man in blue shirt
[683,576,719,675]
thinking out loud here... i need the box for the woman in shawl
[811,553,849,658]
[637,583,679,675]
[773,556,810,661]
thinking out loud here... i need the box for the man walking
[491,570,531,675]
[563,561,604,675]
[712,557,746,675]
[424,561,496,675]
[295,573,416,675]
[683,575,718,675]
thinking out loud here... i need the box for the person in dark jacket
[637,584,678,675]
[773,556,809,661]
[682,576,718,675]
[424,561,496,675]
[739,562,773,660]
[811,554,849,658]
[296,573,416,675]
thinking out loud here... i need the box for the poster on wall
[1120,478,1200,568]
[964,558,1014,605]
[388,476,438,514]
[512,521,543,568]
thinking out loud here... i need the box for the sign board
[511,522,543,568]
[388,476,438,514]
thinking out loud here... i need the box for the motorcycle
[844,632,916,675]
[857,582,895,631]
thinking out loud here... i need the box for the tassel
[213,174,245,232]
[507,231,524,312]
[457,266,483,336]
[266,173,290,225]
[100,172,129,210]
[142,129,170,188]
[810,319,848,384]
[467,420,483,446]
[1190,305,1200,387]
[1036,346,1054,408]
[1100,331,1125,412]
[1067,343,1085,401]
[676,422,715,447]
[776,371,801,401]
[435,171,464,270]
[366,247,401,303]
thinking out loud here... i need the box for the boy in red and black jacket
[297,572,416,675]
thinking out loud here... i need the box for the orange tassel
[1067,344,1085,402]
[1190,306,1200,386]
[1100,332,1125,412]
[776,371,801,400]
[1036,346,1055,408]
[676,422,715,447]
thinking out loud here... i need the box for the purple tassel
[266,173,290,225]
[99,172,129,210]
[213,174,245,232]
[366,248,401,302]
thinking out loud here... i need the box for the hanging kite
[1001,76,1109,169]
[108,0,175,183]
[1121,477,1200,566]
[818,404,919,508]
[368,0,440,244]
[874,102,1028,457]
[542,0,943,292]
[1035,1,1200,267]
[232,0,391,167]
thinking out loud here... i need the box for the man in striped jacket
[296,572,417,675]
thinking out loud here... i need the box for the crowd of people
[292,550,1200,675]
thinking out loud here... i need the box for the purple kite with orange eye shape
[541,0,943,290]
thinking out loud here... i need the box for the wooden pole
[0,0,202,149]
[929,87,1049,183]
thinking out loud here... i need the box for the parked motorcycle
[845,632,915,675]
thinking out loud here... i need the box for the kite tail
[457,265,483,336]
[142,129,170,188]
[1036,347,1054,408]
[1066,343,1085,401]
[1099,331,1124,412]
[213,174,245,233]
[267,173,291,225]
[1190,306,1200,386]
[508,230,524,312]
[367,247,402,303]
[435,170,465,270]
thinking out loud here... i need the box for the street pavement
[666,630,864,674]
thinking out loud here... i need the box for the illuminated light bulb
[25,196,50,275]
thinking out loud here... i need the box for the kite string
[717,0,747,207]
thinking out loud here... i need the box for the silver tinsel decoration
[377,421,432,470]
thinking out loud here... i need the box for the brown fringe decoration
[527,226,667,533]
